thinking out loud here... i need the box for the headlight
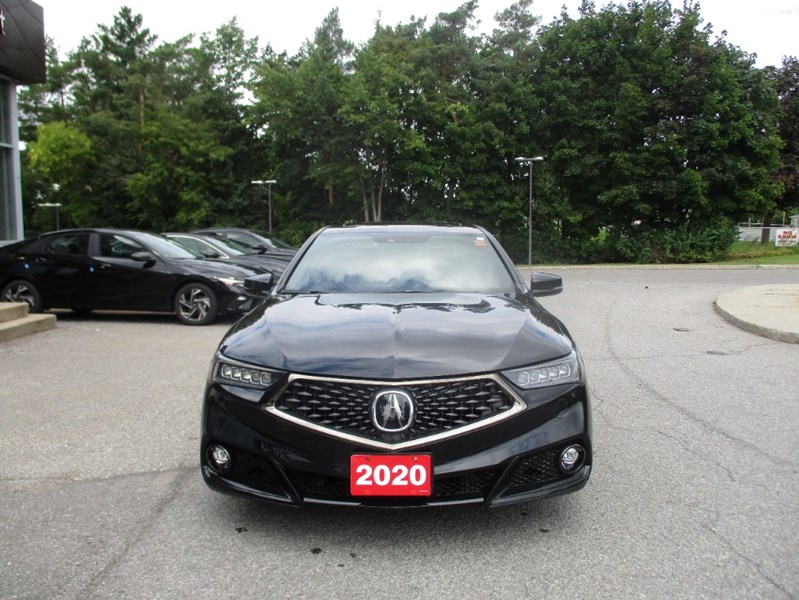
[213,357,281,390]
[502,351,580,389]
[214,276,244,287]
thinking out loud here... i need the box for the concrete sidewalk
[714,283,799,344]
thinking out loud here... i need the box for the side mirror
[530,272,563,297]
[244,272,274,295]
[131,251,156,263]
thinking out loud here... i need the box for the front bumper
[218,286,266,316]
[201,380,592,508]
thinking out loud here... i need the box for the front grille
[272,376,518,445]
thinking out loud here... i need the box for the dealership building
[0,0,45,244]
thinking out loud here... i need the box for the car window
[40,232,90,256]
[137,233,197,259]
[99,234,145,258]
[284,231,516,294]
[269,237,293,249]
[172,236,221,257]
[252,231,293,249]
[226,232,265,251]
[208,238,246,256]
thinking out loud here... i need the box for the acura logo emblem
[371,390,415,433]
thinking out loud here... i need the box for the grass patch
[717,254,799,265]
[716,241,799,265]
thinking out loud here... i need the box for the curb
[713,301,799,344]
[714,284,799,344]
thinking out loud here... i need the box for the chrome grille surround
[264,373,526,451]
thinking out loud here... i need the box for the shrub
[609,218,738,263]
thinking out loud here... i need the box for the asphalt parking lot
[1,267,797,600]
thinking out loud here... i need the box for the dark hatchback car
[0,228,267,325]
[163,232,291,277]
[202,224,592,507]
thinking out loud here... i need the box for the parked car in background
[163,232,291,278]
[0,229,268,325]
[201,224,591,507]
[192,228,297,258]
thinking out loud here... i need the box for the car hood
[220,293,574,380]
[228,256,288,274]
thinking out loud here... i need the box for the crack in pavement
[75,469,193,600]
[700,523,796,600]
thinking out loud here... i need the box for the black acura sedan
[0,228,267,325]
[201,224,591,507]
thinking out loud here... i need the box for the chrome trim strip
[262,373,525,451]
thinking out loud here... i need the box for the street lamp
[37,202,63,230]
[250,179,277,233]
[514,156,544,265]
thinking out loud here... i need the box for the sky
[36,0,799,69]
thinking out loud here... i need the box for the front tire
[175,282,218,325]
[1,279,43,313]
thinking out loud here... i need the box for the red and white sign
[775,228,799,247]
[350,454,432,496]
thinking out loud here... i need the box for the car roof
[36,228,158,238]
[163,232,211,238]
[319,223,483,236]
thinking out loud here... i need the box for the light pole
[37,202,63,230]
[251,179,277,233]
[515,156,544,265]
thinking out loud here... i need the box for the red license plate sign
[350,454,432,497]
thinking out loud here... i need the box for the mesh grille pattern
[503,448,562,492]
[228,450,285,495]
[275,377,515,443]
[435,470,498,498]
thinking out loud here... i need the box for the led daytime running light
[503,352,579,389]
[216,361,274,388]
[215,276,244,287]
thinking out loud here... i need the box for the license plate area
[350,454,432,497]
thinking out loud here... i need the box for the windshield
[247,230,294,249]
[260,234,293,249]
[138,233,198,259]
[211,238,247,256]
[284,230,516,294]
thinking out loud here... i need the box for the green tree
[768,57,799,236]
[26,121,94,226]
[533,1,781,262]
[126,109,233,230]
[252,9,356,238]
[403,2,481,220]
[342,22,429,222]
[468,0,544,256]
[17,38,74,142]
[21,9,265,232]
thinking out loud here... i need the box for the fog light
[559,445,585,473]
[207,444,232,473]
